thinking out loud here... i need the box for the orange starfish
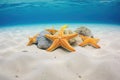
[46,26,58,35]
[27,34,39,46]
[45,25,78,52]
[79,35,100,48]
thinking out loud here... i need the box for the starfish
[79,35,100,48]
[46,26,58,35]
[27,34,39,46]
[45,25,78,52]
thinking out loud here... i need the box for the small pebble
[15,75,19,78]
[78,75,82,78]
[22,50,28,52]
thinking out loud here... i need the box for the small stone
[37,31,52,49]
[75,26,93,37]
[15,75,19,78]
[22,50,28,52]
[78,75,82,78]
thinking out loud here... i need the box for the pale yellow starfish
[79,35,100,48]
[45,25,78,52]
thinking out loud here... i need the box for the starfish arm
[46,29,51,33]
[90,42,100,48]
[64,33,78,40]
[60,39,75,52]
[60,25,68,31]
[27,34,39,46]
[51,31,54,35]
[27,39,33,46]
[47,39,60,51]
[51,30,58,35]
[27,38,37,46]
[80,35,88,41]
[58,25,68,36]
[79,40,89,47]
[95,39,100,43]
[34,33,39,38]
[45,34,58,41]
[58,30,64,37]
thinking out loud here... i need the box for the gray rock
[37,31,52,49]
[75,26,93,37]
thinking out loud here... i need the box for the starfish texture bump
[46,27,58,35]
[79,35,100,48]
[45,25,78,52]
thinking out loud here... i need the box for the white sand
[0,23,120,80]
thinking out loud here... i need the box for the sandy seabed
[0,23,120,80]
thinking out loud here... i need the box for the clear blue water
[0,0,120,27]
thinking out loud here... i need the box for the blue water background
[0,0,120,27]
